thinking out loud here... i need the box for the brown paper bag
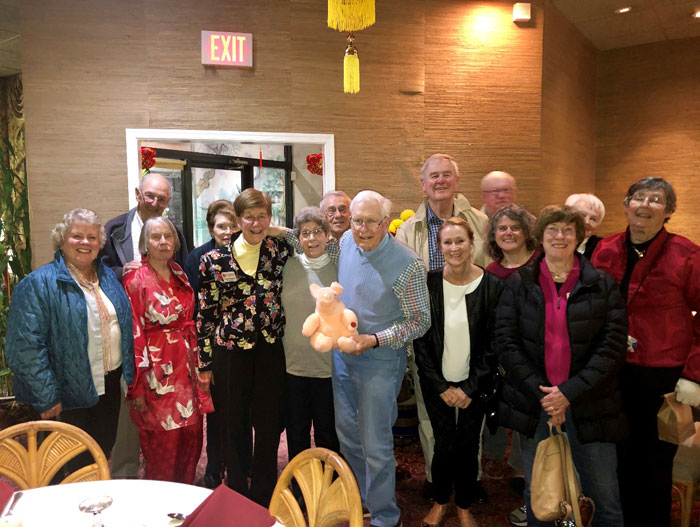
[657,392,694,444]
[681,422,700,448]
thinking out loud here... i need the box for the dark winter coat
[495,253,629,443]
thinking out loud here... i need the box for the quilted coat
[5,251,135,413]
[495,253,629,443]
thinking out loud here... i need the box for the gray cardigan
[281,256,337,378]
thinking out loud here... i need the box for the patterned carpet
[193,428,698,527]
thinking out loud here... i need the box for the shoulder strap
[556,426,593,527]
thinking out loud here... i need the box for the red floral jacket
[123,259,209,431]
[592,228,700,382]
[196,232,292,369]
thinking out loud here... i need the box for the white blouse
[442,274,483,382]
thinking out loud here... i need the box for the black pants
[618,363,682,527]
[284,373,339,461]
[205,383,252,481]
[212,340,285,507]
[59,367,122,472]
[422,380,483,509]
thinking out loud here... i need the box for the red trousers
[138,419,203,484]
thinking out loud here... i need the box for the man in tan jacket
[395,153,490,500]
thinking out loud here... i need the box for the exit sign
[201,31,253,67]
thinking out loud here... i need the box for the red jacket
[592,228,700,382]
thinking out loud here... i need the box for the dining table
[0,479,212,527]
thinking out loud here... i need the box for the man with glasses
[395,153,490,502]
[332,190,430,527]
[320,190,352,240]
[100,171,189,479]
[480,170,517,217]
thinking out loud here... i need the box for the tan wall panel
[596,38,700,243]
[540,1,597,214]
[21,0,149,265]
[424,1,545,214]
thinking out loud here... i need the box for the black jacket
[414,269,504,403]
[100,208,189,282]
[495,253,629,443]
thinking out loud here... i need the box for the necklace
[632,246,645,259]
[549,269,569,281]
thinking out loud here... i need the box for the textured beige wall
[22,0,698,266]
[21,0,550,266]
[595,37,700,243]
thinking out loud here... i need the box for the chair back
[0,420,110,489]
[269,447,362,527]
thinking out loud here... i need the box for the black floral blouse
[196,231,292,370]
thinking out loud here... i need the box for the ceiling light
[692,10,700,18]
[614,6,632,14]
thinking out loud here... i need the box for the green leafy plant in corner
[0,138,32,397]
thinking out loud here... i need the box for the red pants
[138,419,203,484]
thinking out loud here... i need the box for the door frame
[125,128,335,210]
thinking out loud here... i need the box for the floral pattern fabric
[196,232,292,369]
[123,259,206,431]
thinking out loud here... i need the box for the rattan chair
[269,447,363,527]
[0,420,110,489]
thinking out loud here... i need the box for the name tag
[222,271,237,282]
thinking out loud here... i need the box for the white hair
[350,190,392,219]
[565,193,605,222]
[421,153,460,180]
[51,208,106,251]
[320,190,351,209]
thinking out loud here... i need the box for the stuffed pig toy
[302,282,358,353]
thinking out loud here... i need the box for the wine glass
[79,495,113,527]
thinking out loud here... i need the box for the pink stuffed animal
[302,282,358,353]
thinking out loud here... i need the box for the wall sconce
[513,2,531,23]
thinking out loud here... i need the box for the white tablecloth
[3,479,212,527]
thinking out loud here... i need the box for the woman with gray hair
[281,206,340,462]
[565,193,606,259]
[592,177,700,527]
[122,216,212,483]
[5,208,134,466]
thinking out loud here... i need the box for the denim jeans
[332,348,406,527]
[520,408,623,527]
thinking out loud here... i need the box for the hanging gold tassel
[344,33,360,94]
[328,0,375,32]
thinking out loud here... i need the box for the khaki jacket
[396,193,491,268]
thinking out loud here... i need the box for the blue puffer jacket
[5,251,135,413]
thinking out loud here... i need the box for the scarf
[538,257,580,386]
[299,253,332,270]
[68,262,113,374]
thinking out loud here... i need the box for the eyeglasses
[241,213,270,224]
[142,191,169,205]
[300,227,325,239]
[544,225,576,237]
[482,187,514,195]
[325,205,349,216]
[351,217,386,230]
[630,193,665,207]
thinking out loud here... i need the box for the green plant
[0,139,32,397]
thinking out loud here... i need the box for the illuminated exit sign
[201,31,253,67]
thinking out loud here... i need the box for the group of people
[4,155,699,527]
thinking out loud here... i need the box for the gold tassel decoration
[328,0,375,32]
[344,33,360,94]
